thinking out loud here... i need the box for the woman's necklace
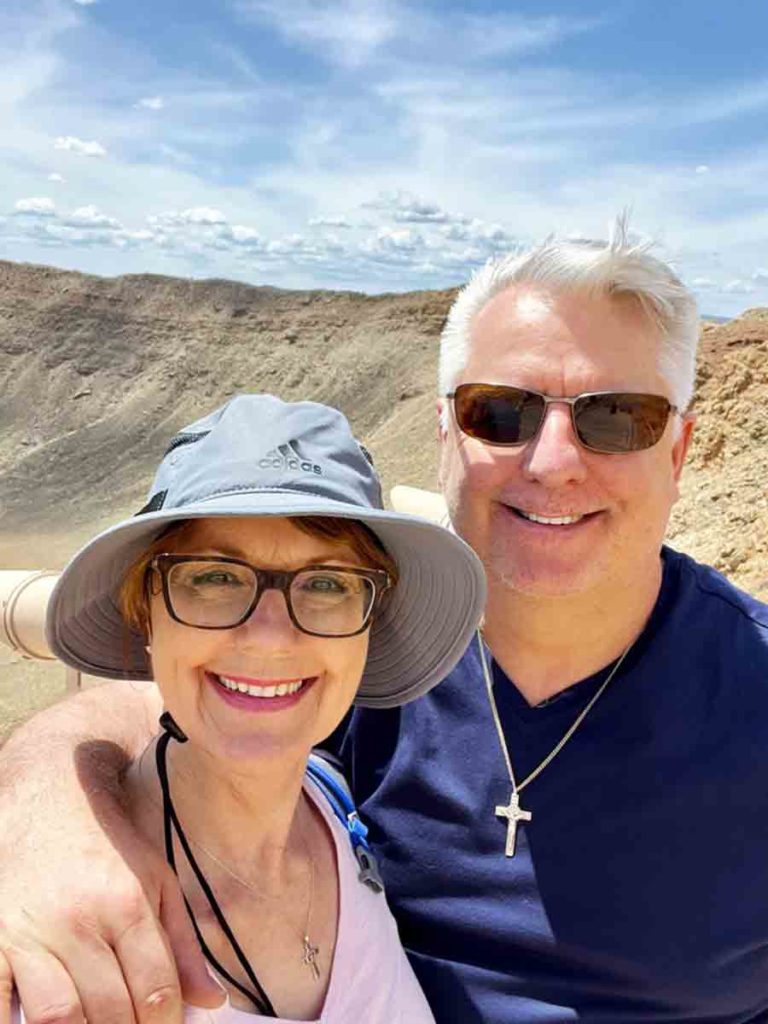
[190,822,321,980]
[476,631,633,858]
[138,741,322,980]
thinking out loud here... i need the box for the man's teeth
[217,676,305,698]
[518,510,585,526]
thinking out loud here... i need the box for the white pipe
[390,485,449,526]
[0,570,60,661]
[0,570,80,690]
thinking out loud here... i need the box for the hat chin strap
[159,710,188,743]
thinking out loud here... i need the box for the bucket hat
[46,394,486,708]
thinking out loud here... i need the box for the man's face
[437,286,694,599]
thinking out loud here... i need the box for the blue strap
[307,753,385,894]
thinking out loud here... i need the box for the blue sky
[2,0,768,314]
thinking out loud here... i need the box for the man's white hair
[438,216,700,415]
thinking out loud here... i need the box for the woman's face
[148,516,373,766]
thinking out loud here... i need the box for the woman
[30,393,485,1023]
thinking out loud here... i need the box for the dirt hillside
[1,259,766,732]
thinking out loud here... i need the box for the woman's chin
[195,726,316,769]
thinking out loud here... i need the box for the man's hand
[0,844,222,1024]
[0,682,225,1024]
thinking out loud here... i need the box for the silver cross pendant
[302,935,321,980]
[495,790,532,857]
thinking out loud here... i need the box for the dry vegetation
[1,259,766,735]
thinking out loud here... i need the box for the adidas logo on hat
[258,441,322,475]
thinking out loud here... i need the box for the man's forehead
[505,288,554,323]
[469,284,653,347]
[471,284,556,340]
[462,283,664,388]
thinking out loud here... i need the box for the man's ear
[671,412,696,486]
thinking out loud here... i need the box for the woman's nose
[235,587,299,644]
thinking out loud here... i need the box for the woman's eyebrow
[182,545,361,567]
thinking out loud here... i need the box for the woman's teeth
[216,675,306,698]
[517,509,585,526]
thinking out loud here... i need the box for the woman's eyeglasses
[149,555,392,637]
[447,383,679,454]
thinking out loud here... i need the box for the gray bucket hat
[46,394,486,708]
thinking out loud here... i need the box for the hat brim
[46,488,486,708]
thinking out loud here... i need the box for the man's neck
[482,557,663,706]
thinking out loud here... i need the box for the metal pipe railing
[390,485,449,526]
[0,488,446,696]
[0,570,81,691]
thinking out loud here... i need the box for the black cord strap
[155,730,277,1016]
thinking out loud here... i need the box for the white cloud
[3,0,768,308]
[47,172,65,182]
[123,229,155,242]
[54,135,107,157]
[434,216,520,259]
[72,0,98,5]
[177,207,227,225]
[681,78,768,127]
[66,205,122,228]
[136,96,165,111]
[14,196,56,215]
[149,207,228,226]
[235,0,599,70]
[360,226,426,263]
[723,279,756,295]
[219,223,264,247]
[309,215,352,228]
[365,190,471,226]
[454,12,601,60]
[752,268,768,285]
[235,0,399,67]
[392,200,450,225]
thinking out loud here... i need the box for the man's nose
[521,402,589,486]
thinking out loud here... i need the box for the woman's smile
[204,669,319,714]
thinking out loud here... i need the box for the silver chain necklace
[138,743,322,979]
[188,822,321,980]
[476,631,632,858]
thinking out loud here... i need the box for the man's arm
[0,680,223,1024]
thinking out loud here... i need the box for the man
[2,224,767,1023]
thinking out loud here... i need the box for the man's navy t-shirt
[336,549,768,1022]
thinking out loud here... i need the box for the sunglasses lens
[575,393,672,452]
[454,385,544,445]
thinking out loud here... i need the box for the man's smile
[500,504,604,528]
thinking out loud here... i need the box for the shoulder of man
[665,545,768,632]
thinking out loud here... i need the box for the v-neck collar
[484,548,680,726]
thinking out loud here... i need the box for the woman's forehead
[171,516,361,563]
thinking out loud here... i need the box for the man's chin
[485,552,604,600]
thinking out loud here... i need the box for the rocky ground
[1,260,766,735]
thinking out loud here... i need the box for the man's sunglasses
[447,383,679,454]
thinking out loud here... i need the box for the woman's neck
[127,736,313,893]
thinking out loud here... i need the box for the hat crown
[145,394,383,514]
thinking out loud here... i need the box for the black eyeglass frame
[446,383,680,454]
[148,554,393,637]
